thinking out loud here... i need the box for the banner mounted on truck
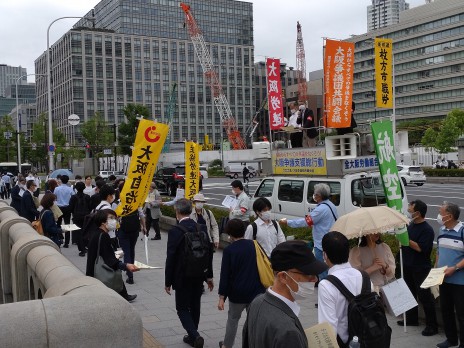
[273,148,327,176]
[266,58,285,130]
[115,120,168,217]
[324,39,355,129]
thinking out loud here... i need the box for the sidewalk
[62,229,446,348]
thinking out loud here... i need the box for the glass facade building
[350,0,464,125]
[36,0,254,145]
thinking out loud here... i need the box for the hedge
[161,201,436,267]
[423,168,464,177]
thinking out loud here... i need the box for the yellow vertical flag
[115,120,168,217]
[185,141,200,201]
[375,38,393,109]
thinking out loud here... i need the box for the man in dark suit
[165,198,213,348]
[20,180,40,222]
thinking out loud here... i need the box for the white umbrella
[330,206,409,239]
[144,235,149,265]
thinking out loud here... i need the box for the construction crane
[296,21,308,103]
[161,83,177,153]
[245,96,268,142]
[180,3,247,150]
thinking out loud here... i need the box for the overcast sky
[0,0,426,82]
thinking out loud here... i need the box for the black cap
[271,241,328,276]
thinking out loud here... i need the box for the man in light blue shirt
[53,175,75,248]
[280,183,338,280]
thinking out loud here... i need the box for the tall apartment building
[35,0,254,146]
[351,0,464,125]
[252,61,299,141]
[0,64,27,98]
[367,0,409,32]
[5,83,36,103]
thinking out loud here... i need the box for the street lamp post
[47,14,94,171]
[16,73,46,174]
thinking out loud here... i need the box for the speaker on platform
[325,135,357,160]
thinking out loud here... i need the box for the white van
[225,165,257,179]
[252,172,408,221]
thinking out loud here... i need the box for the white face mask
[260,211,272,221]
[195,202,204,209]
[107,218,117,230]
[312,194,317,202]
[284,272,315,300]
[437,214,450,226]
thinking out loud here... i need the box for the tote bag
[94,233,124,292]
[253,240,274,288]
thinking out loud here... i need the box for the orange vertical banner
[324,39,355,128]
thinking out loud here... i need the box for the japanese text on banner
[115,120,168,217]
[272,148,327,176]
[324,39,354,128]
[371,121,403,212]
[266,58,285,130]
[185,141,200,201]
[375,38,393,109]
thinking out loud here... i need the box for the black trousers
[403,267,438,328]
[440,282,464,345]
[175,279,203,340]
[57,206,71,246]
[290,132,303,148]
[118,230,139,279]
[73,218,86,253]
[145,213,160,238]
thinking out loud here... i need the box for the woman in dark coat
[40,193,64,247]
[86,209,139,302]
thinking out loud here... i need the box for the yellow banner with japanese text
[272,148,327,176]
[375,38,393,109]
[185,141,200,200]
[115,120,168,217]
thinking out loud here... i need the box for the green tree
[118,104,150,156]
[80,112,114,170]
[23,113,48,169]
[435,112,460,153]
[397,118,441,145]
[447,109,464,135]
[421,127,438,163]
[0,115,16,162]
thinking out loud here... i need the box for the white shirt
[245,217,286,257]
[288,111,301,128]
[268,287,300,317]
[83,185,95,196]
[318,262,365,344]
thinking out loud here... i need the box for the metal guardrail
[0,200,143,348]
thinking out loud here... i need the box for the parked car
[153,166,185,196]
[98,171,125,180]
[153,166,203,196]
[396,165,426,186]
[199,166,209,179]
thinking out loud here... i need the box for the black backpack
[82,205,108,242]
[325,271,392,348]
[251,220,278,240]
[177,223,211,278]
[73,194,90,221]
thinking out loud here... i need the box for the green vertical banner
[371,120,409,246]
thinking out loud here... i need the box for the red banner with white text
[266,58,285,130]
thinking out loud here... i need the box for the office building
[350,0,464,126]
[35,0,254,146]
[0,64,27,98]
[9,103,37,143]
[367,0,409,32]
[4,83,36,104]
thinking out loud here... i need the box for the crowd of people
[4,172,464,348]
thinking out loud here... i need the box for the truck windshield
[351,176,392,207]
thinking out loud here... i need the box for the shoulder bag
[94,233,124,292]
[253,240,274,288]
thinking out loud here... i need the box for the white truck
[225,164,257,179]
[252,135,408,220]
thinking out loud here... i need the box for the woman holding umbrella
[349,233,395,292]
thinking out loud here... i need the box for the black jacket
[10,185,23,213]
[165,218,212,290]
[302,108,318,138]
[20,190,39,222]
[86,229,123,277]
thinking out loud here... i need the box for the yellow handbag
[253,240,274,288]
